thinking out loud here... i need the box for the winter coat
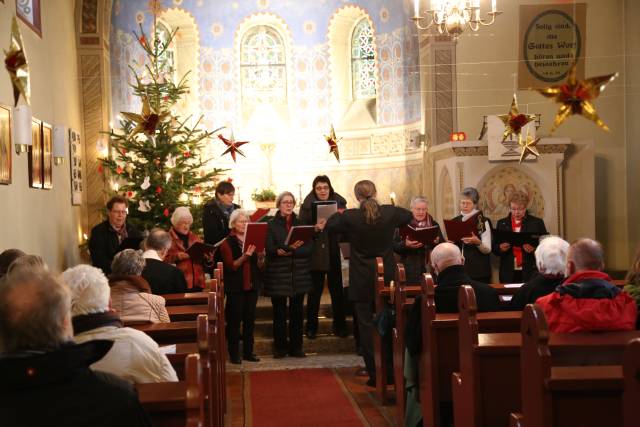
[433,264,501,313]
[89,220,142,275]
[536,270,637,333]
[393,214,444,284]
[298,191,347,272]
[0,340,152,427]
[509,273,564,311]
[166,227,206,289]
[492,212,548,283]
[218,232,264,294]
[326,205,412,302]
[263,212,312,297]
[202,200,240,245]
[141,256,188,295]
[109,275,170,323]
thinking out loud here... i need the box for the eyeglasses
[110,210,127,215]
[315,185,330,191]
[280,200,295,206]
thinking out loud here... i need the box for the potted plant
[251,188,277,209]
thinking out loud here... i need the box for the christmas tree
[101,21,226,232]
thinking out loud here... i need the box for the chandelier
[412,0,502,38]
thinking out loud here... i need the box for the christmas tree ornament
[179,192,189,202]
[138,199,151,212]
[4,17,30,106]
[165,172,171,183]
[497,94,535,142]
[324,124,341,162]
[165,155,176,168]
[120,96,170,137]
[518,130,540,164]
[140,176,151,190]
[163,208,170,217]
[535,64,617,133]
[156,186,163,194]
[218,130,249,162]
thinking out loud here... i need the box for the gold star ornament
[518,130,540,164]
[498,94,535,142]
[120,96,169,136]
[536,65,617,133]
[324,124,341,162]
[4,17,30,106]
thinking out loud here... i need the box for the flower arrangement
[251,188,276,202]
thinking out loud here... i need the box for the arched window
[351,18,376,100]
[240,25,287,105]
[156,21,177,84]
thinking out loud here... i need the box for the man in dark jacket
[492,190,548,283]
[0,268,151,427]
[141,228,188,294]
[203,180,240,246]
[431,243,500,313]
[89,196,142,275]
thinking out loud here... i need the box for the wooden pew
[624,338,640,427]
[167,304,209,322]
[164,292,209,306]
[419,277,522,427]
[372,257,390,404]
[138,353,204,427]
[212,263,227,417]
[507,304,640,427]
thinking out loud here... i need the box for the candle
[414,0,420,15]
[390,192,396,206]
[492,0,496,12]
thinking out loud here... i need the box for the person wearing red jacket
[536,238,637,333]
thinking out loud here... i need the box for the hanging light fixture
[412,0,502,39]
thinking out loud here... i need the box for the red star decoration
[218,131,249,163]
[324,125,341,162]
[497,95,536,142]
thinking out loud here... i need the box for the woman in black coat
[492,190,548,283]
[202,180,240,246]
[264,191,313,358]
[298,175,348,339]
[324,180,412,387]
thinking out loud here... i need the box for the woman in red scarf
[492,190,547,283]
[166,207,206,290]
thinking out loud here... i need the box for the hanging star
[218,131,249,163]
[120,96,169,137]
[497,94,535,142]
[518,131,540,164]
[324,124,341,162]
[4,17,30,106]
[535,64,617,133]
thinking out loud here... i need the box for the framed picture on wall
[28,118,42,188]
[0,104,11,185]
[42,122,52,189]
[69,128,82,205]
[15,0,42,37]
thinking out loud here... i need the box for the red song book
[284,225,316,245]
[444,213,480,242]
[250,208,271,222]
[242,222,268,253]
[186,242,216,264]
[399,225,441,246]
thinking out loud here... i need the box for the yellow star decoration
[497,94,536,142]
[120,96,170,137]
[518,130,540,164]
[324,124,341,162]
[535,64,617,133]
[3,17,30,106]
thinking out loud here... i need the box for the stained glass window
[351,19,376,100]
[240,26,287,104]
[156,22,176,84]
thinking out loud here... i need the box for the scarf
[110,223,128,244]
[72,310,123,335]
[411,214,433,229]
[216,200,234,219]
[511,215,523,268]
[174,229,190,249]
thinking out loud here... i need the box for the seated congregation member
[537,238,637,333]
[0,248,25,279]
[509,236,569,310]
[203,180,239,246]
[0,268,152,427]
[493,190,548,283]
[142,228,188,295]
[623,247,640,328]
[452,187,493,283]
[110,249,170,324]
[393,196,443,283]
[430,242,500,313]
[324,180,412,387]
[89,196,141,275]
[264,191,312,358]
[5,254,48,274]
[298,175,348,339]
[62,265,178,383]
[166,207,207,290]
[219,210,264,364]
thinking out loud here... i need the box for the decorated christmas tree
[101,21,226,232]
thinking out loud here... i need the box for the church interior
[1,0,640,426]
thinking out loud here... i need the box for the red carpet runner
[249,368,364,427]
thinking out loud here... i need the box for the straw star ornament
[4,17,30,106]
[218,131,249,163]
[498,94,535,142]
[120,96,170,137]
[518,130,540,164]
[325,124,341,162]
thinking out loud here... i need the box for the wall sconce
[12,104,32,154]
[53,125,67,165]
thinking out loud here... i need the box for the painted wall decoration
[69,129,83,205]
[0,104,11,185]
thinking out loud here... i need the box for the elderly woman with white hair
[61,264,177,383]
[109,249,170,324]
[509,235,569,310]
[166,206,207,290]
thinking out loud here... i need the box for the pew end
[509,412,525,427]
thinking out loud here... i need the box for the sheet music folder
[399,225,441,246]
[443,213,480,242]
[493,229,542,246]
[312,201,337,224]
[242,222,268,253]
[284,225,315,245]
[186,242,216,263]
